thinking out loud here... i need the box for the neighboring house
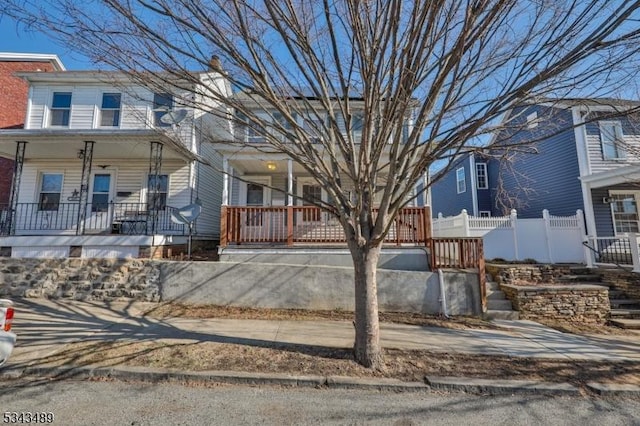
[0,63,232,258]
[0,53,66,205]
[431,98,640,240]
[213,93,431,248]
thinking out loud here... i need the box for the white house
[0,65,232,258]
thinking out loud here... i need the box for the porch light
[77,149,85,159]
[267,162,277,170]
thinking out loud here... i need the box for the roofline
[0,52,65,71]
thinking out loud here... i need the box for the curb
[1,365,638,397]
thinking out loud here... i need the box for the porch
[0,202,185,236]
[219,205,432,246]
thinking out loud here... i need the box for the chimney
[208,55,223,72]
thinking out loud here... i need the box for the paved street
[1,378,640,426]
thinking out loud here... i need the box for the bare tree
[5,0,640,368]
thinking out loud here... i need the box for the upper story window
[350,113,364,140]
[153,93,173,127]
[456,167,466,194]
[50,92,72,127]
[236,112,266,143]
[38,173,63,211]
[476,163,488,189]
[273,112,297,142]
[147,174,169,210]
[526,111,538,129]
[303,114,327,144]
[100,93,121,127]
[599,121,626,160]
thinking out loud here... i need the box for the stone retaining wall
[0,258,160,302]
[485,264,575,285]
[597,269,640,300]
[501,284,610,324]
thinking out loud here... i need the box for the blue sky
[0,15,93,69]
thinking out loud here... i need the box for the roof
[0,52,65,71]
[531,97,640,110]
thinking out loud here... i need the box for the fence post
[629,233,640,273]
[542,209,553,263]
[510,209,519,261]
[461,209,470,237]
[436,212,443,235]
[287,205,294,246]
[220,206,228,247]
[576,209,593,268]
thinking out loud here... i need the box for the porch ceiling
[580,164,640,189]
[0,129,197,162]
[229,157,309,175]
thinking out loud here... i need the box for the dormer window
[50,92,72,126]
[153,93,173,127]
[351,113,364,140]
[100,93,121,127]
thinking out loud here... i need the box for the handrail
[581,239,629,272]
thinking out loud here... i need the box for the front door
[241,177,271,240]
[85,172,113,232]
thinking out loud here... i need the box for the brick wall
[0,60,58,204]
[502,284,610,324]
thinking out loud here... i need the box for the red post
[220,206,228,247]
[287,205,294,246]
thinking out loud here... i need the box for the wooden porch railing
[220,205,432,247]
[428,237,487,312]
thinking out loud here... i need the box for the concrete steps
[611,309,640,319]
[484,279,519,320]
[556,274,602,283]
[609,318,640,330]
[610,299,640,309]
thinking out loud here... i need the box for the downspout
[438,269,449,318]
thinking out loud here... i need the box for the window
[91,174,111,212]
[476,163,488,189]
[147,174,169,210]
[50,92,72,126]
[479,211,491,218]
[100,93,121,127]
[273,112,297,142]
[153,93,173,127]
[236,112,266,143]
[526,111,538,129]
[38,173,63,211]
[303,115,326,144]
[611,193,639,234]
[600,121,626,160]
[350,113,364,140]
[456,168,466,194]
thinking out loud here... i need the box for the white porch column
[287,158,293,206]
[222,157,229,206]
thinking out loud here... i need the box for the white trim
[0,52,65,70]
[222,157,229,205]
[239,175,271,206]
[608,190,640,236]
[25,85,33,130]
[572,107,597,237]
[475,162,488,190]
[468,156,478,216]
[456,167,466,194]
[287,159,293,206]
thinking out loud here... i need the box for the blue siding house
[431,99,640,238]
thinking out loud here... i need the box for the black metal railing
[0,202,185,236]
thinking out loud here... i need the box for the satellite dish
[170,200,203,260]
[160,109,188,125]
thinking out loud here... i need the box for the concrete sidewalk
[6,298,640,368]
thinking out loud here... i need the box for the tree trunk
[349,241,384,369]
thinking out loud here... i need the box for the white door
[241,177,271,240]
[85,172,114,232]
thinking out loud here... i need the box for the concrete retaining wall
[159,262,480,315]
[0,258,481,315]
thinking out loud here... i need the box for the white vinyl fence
[432,209,587,263]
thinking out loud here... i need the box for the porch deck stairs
[484,277,519,320]
[568,267,640,330]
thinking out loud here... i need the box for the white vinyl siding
[586,133,640,174]
[28,86,49,129]
[68,88,96,128]
[194,144,224,237]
